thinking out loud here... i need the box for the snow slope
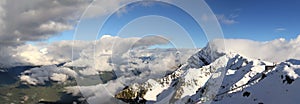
[212,59,300,104]
[115,46,300,104]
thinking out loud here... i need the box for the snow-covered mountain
[115,46,300,104]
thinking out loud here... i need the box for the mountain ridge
[115,46,300,104]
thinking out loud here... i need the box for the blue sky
[206,0,300,41]
[47,0,300,47]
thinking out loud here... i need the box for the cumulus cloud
[0,0,140,47]
[15,44,55,66]
[20,75,39,85]
[62,36,197,103]
[50,73,69,82]
[211,35,300,62]
[0,0,185,67]
[17,35,194,86]
[20,65,77,85]
[38,21,73,33]
[0,40,90,67]
[66,35,174,70]
[0,0,91,66]
[0,0,170,67]
[44,40,91,63]
[67,79,128,104]
[0,0,89,46]
[0,44,57,67]
[0,34,172,67]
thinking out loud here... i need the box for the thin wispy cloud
[216,14,238,25]
[216,9,241,25]
[275,27,287,31]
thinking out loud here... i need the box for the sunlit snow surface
[114,47,300,104]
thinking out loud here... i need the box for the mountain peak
[114,43,300,104]
[114,48,263,103]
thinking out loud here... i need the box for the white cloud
[44,40,91,63]
[65,35,172,71]
[63,36,197,103]
[0,0,142,47]
[84,0,134,18]
[275,28,286,31]
[216,14,238,25]
[65,82,122,104]
[50,73,69,82]
[215,9,240,25]
[211,35,300,62]
[16,35,194,86]
[15,44,55,66]
[0,0,176,67]
[38,21,73,33]
[0,40,91,67]
[0,35,172,67]
[0,0,89,46]
[20,65,77,85]
[20,75,39,85]
[0,0,90,66]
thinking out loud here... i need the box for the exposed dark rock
[131,70,142,76]
[221,86,225,89]
[115,86,147,104]
[243,91,251,97]
[265,65,275,71]
[283,75,294,84]
[261,73,266,80]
